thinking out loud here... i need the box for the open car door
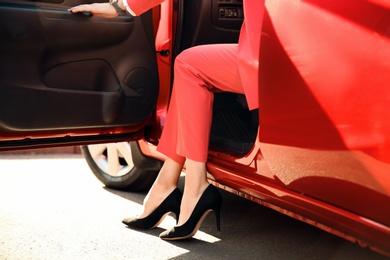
[0,0,159,150]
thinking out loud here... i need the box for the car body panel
[258,0,390,227]
[140,0,390,256]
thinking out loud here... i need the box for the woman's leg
[178,159,209,225]
[140,44,244,223]
[138,157,182,218]
[157,44,245,225]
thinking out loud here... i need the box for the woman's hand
[68,3,118,18]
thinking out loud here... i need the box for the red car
[1,0,389,256]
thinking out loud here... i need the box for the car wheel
[81,141,162,191]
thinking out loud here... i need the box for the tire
[81,141,162,191]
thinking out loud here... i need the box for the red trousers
[157,44,244,164]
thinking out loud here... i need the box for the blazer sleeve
[125,0,166,16]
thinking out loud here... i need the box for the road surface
[0,154,387,260]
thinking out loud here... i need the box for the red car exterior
[148,0,390,256]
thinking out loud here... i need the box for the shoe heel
[214,205,221,231]
[174,209,180,224]
[159,184,223,240]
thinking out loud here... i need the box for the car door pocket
[0,59,125,131]
[43,59,120,92]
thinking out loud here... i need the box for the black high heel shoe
[122,188,182,230]
[159,184,222,240]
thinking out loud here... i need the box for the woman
[69,0,265,240]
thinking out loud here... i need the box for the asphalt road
[0,154,388,260]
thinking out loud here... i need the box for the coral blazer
[127,0,265,110]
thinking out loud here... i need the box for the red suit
[127,0,265,163]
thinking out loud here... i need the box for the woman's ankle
[140,183,177,218]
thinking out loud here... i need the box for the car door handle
[72,11,93,17]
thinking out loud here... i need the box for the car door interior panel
[0,0,158,135]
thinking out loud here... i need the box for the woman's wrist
[108,0,126,15]
[118,0,126,11]
[121,0,136,16]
